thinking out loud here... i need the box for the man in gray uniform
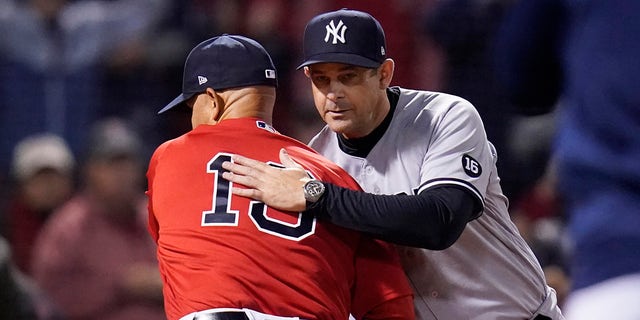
[222,9,564,319]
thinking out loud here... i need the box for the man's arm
[221,149,481,249]
[311,183,478,249]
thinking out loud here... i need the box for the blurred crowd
[0,0,572,319]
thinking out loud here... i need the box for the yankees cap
[298,8,387,69]
[158,34,278,114]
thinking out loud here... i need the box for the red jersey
[146,118,413,320]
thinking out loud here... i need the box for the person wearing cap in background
[220,9,565,319]
[3,134,75,275]
[147,34,414,320]
[30,117,165,320]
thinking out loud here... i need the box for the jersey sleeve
[419,98,491,213]
[146,142,168,243]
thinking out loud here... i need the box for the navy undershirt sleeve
[307,183,482,249]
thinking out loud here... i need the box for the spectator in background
[0,0,169,186]
[30,118,164,320]
[494,0,640,318]
[1,235,38,319]
[509,162,570,307]
[423,0,531,201]
[3,134,75,275]
[1,235,63,320]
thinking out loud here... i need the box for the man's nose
[327,79,344,98]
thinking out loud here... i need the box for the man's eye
[312,76,330,86]
[339,73,359,85]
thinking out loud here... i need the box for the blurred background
[0,0,571,319]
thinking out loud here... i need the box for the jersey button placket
[364,164,381,193]
[365,165,373,175]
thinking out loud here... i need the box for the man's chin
[327,120,358,138]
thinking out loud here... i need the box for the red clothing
[31,195,164,320]
[147,118,413,320]
[5,197,48,274]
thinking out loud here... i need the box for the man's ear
[379,59,395,88]
[204,87,217,102]
[205,87,223,121]
[303,66,311,78]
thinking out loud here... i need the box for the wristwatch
[303,179,325,203]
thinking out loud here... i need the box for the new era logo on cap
[298,9,387,69]
[198,76,208,85]
[265,69,276,79]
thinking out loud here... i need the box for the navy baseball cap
[297,9,387,70]
[158,34,278,114]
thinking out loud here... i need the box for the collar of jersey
[193,117,268,132]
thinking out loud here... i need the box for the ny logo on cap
[325,20,347,44]
[198,76,208,85]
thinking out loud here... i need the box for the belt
[533,315,552,320]
[192,311,250,320]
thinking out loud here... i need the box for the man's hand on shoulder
[221,148,309,212]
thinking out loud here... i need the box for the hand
[221,148,310,212]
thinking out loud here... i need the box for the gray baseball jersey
[309,87,563,319]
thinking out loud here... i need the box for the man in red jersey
[146,34,414,320]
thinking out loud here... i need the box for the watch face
[304,180,325,202]
[306,181,323,196]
